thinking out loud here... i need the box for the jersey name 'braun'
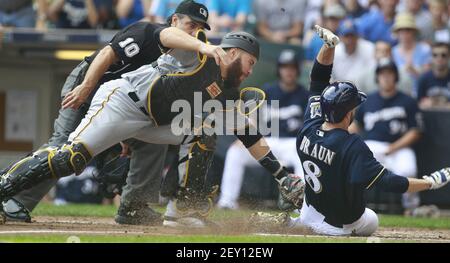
[298,136,336,166]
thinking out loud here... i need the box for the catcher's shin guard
[0,143,91,202]
[175,134,218,218]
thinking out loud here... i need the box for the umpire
[1,0,214,225]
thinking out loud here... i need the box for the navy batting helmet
[320,81,367,123]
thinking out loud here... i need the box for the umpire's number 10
[303,160,322,193]
[119,37,140,58]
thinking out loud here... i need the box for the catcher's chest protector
[148,57,239,126]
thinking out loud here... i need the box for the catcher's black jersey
[296,60,385,227]
[85,21,168,84]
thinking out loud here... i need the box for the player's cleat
[163,214,221,228]
[314,25,340,48]
[162,215,208,228]
[249,212,290,229]
[1,198,31,223]
[216,200,239,210]
[115,203,163,226]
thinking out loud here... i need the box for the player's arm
[159,27,230,65]
[61,46,119,109]
[385,129,421,155]
[63,23,153,109]
[386,103,423,155]
[302,26,340,123]
[371,168,450,193]
[309,25,339,96]
[235,131,304,210]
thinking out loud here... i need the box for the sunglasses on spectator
[432,52,448,58]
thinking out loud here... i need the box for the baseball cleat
[2,198,31,223]
[115,203,163,226]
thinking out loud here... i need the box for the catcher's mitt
[277,174,305,211]
[93,151,129,199]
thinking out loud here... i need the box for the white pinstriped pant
[68,78,184,156]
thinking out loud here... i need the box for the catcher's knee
[52,143,92,177]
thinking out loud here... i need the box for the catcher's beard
[223,57,243,89]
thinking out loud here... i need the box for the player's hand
[277,173,305,211]
[120,142,131,157]
[199,43,230,66]
[384,144,397,156]
[62,84,91,109]
[423,167,450,190]
[314,25,340,48]
[271,32,287,43]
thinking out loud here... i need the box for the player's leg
[0,79,154,204]
[217,140,254,210]
[2,61,90,221]
[115,140,168,225]
[162,134,218,227]
[343,208,379,236]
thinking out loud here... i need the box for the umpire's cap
[172,0,210,30]
[220,31,260,60]
[320,81,367,123]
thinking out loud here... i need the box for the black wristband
[310,59,333,82]
[258,151,288,180]
[235,127,263,148]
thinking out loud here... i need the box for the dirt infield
[1,216,450,242]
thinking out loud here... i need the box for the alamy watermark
[170,92,280,137]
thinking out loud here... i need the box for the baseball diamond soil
[1,216,450,242]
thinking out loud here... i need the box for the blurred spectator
[55,165,103,205]
[421,0,450,44]
[303,0,324,35]
[417,42,450,109]
[48,0,99,29]
[350,58,423,215]
[207,0,250,33]
[0,0,47,29]
[400,0,432,40]
[96,0,119,29]
[356,40,414,95]
[150,0,183,24]
[357,0,399,45]
[332,19,376,82]
[254,0,307,44]
[217,50,308,210]
[116,0,151,28]
[391,12,432,95]
[304,4,346,62]
[344,0,368,19]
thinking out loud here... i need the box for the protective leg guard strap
[0,148,57,201]
[53,143,91,176]
[175,135,218,218]
[0,143,91,202]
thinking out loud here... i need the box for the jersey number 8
[119,37,140,58]
[303,160,322,193]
